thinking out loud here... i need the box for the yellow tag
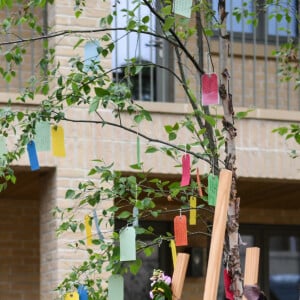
[85,215,92,246]
[64,292,79,300]
[51,125,66,157]
[189,196,197,225]
[170,239,177,269]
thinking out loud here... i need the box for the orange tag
[196,168,203,197]
[174,215,188,246]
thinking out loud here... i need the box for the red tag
[180,154,190,187]
[224,269,234,300]
[196,167,203,197]
[174,215,188,246]
[201,73,219,106]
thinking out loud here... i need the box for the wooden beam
[172,253,190,300]
[203,169,232,300]
[242,247,260,300]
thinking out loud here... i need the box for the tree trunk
[218,0,243,298]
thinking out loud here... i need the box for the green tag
[120,226,136,261]
[173,0,192,18]
[108,275,124,300]
[0,136,7,166]
[35,121,51,151]
[208,174,219,206]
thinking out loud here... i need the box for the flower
[149,269,172,300]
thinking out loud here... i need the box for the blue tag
[27,141,40,171]
[77,285,88,300]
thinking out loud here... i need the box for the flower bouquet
[149,269,172,300]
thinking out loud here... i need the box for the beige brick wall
[0,196,40,300]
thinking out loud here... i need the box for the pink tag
[174,215,188,246]
[201,73,219,105]
[180,154,190,187]
[224,269,234,300]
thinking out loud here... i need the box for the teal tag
[120,226,136,261]
[0,136,7,166]
[208,174,219,206]
[108,275,124,300]
[35,121,51,151]
[173,0,192,18]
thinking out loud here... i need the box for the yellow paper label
[64,292,79,300]
[85,215,92,246]
[170,239,177,269]
[189,196,197,225]
[51,125,66,157]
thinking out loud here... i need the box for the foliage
[149,269,172,300]
[0,0,299,299]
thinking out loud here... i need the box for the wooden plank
[172,253,190,300]
[242,247,260,300]
[203,169,232,300]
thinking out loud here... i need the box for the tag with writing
[208,174,219,206]
[27,141,40,171]
[201,73,219,106]
[35,121,51,151]
[120,226,136,261]
[180,154,190,187]
[108,275,124,300]
[77,285,88,300]
[64,292,79,300]
[189,196,197,225]
[51,125,66,157]
[196,168,203,197]
[173,0,192,18]
[93,209,104,240]
[85,215,92,246]
[169,239,177,269]
[132,207,139,227]
[174,215,188,246]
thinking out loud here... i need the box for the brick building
[0,1,299,300]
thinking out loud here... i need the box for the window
[112,0,174,102]
[212,0,298,41]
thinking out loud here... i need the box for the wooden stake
[172,253,190,300]
[203,169,232,300]
[242,247,260,300]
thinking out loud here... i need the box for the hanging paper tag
[174,215,188,246]
[201,73,219,106]
[0,136,7,166]
[120,226,136,261]
[189,196,197,225]
[208,174,219,206]
[224,269,234,300]
[27,141,40,171]
[93,209,104,240]
[196,168,203,197]
[64,292,79,300]
[85,215,92,246]
[132,207,139,227]
[173,0,192,18]
[180,154,190,187]
[51,125,66,157]
[77,285,88,300]
[170,239,177,269]
[35,121,51,151]
[136,135,140,167]
[108,275,124,300]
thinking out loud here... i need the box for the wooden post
[242,247,260,300]
[172,253,190,300]
[203,169,232,300]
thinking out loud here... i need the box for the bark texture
[218,0,243,298]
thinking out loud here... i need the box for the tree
[0,1,298,299]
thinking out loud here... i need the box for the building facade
[0,1,299,300]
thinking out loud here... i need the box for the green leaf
[89,97,100,113]
[94,87,110,97]
[117,211,131,219]
[129,258,142,275]
[168,132,177,141]
[145,146,158,153]
[65,189,76,199]
[163,16,175,31]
